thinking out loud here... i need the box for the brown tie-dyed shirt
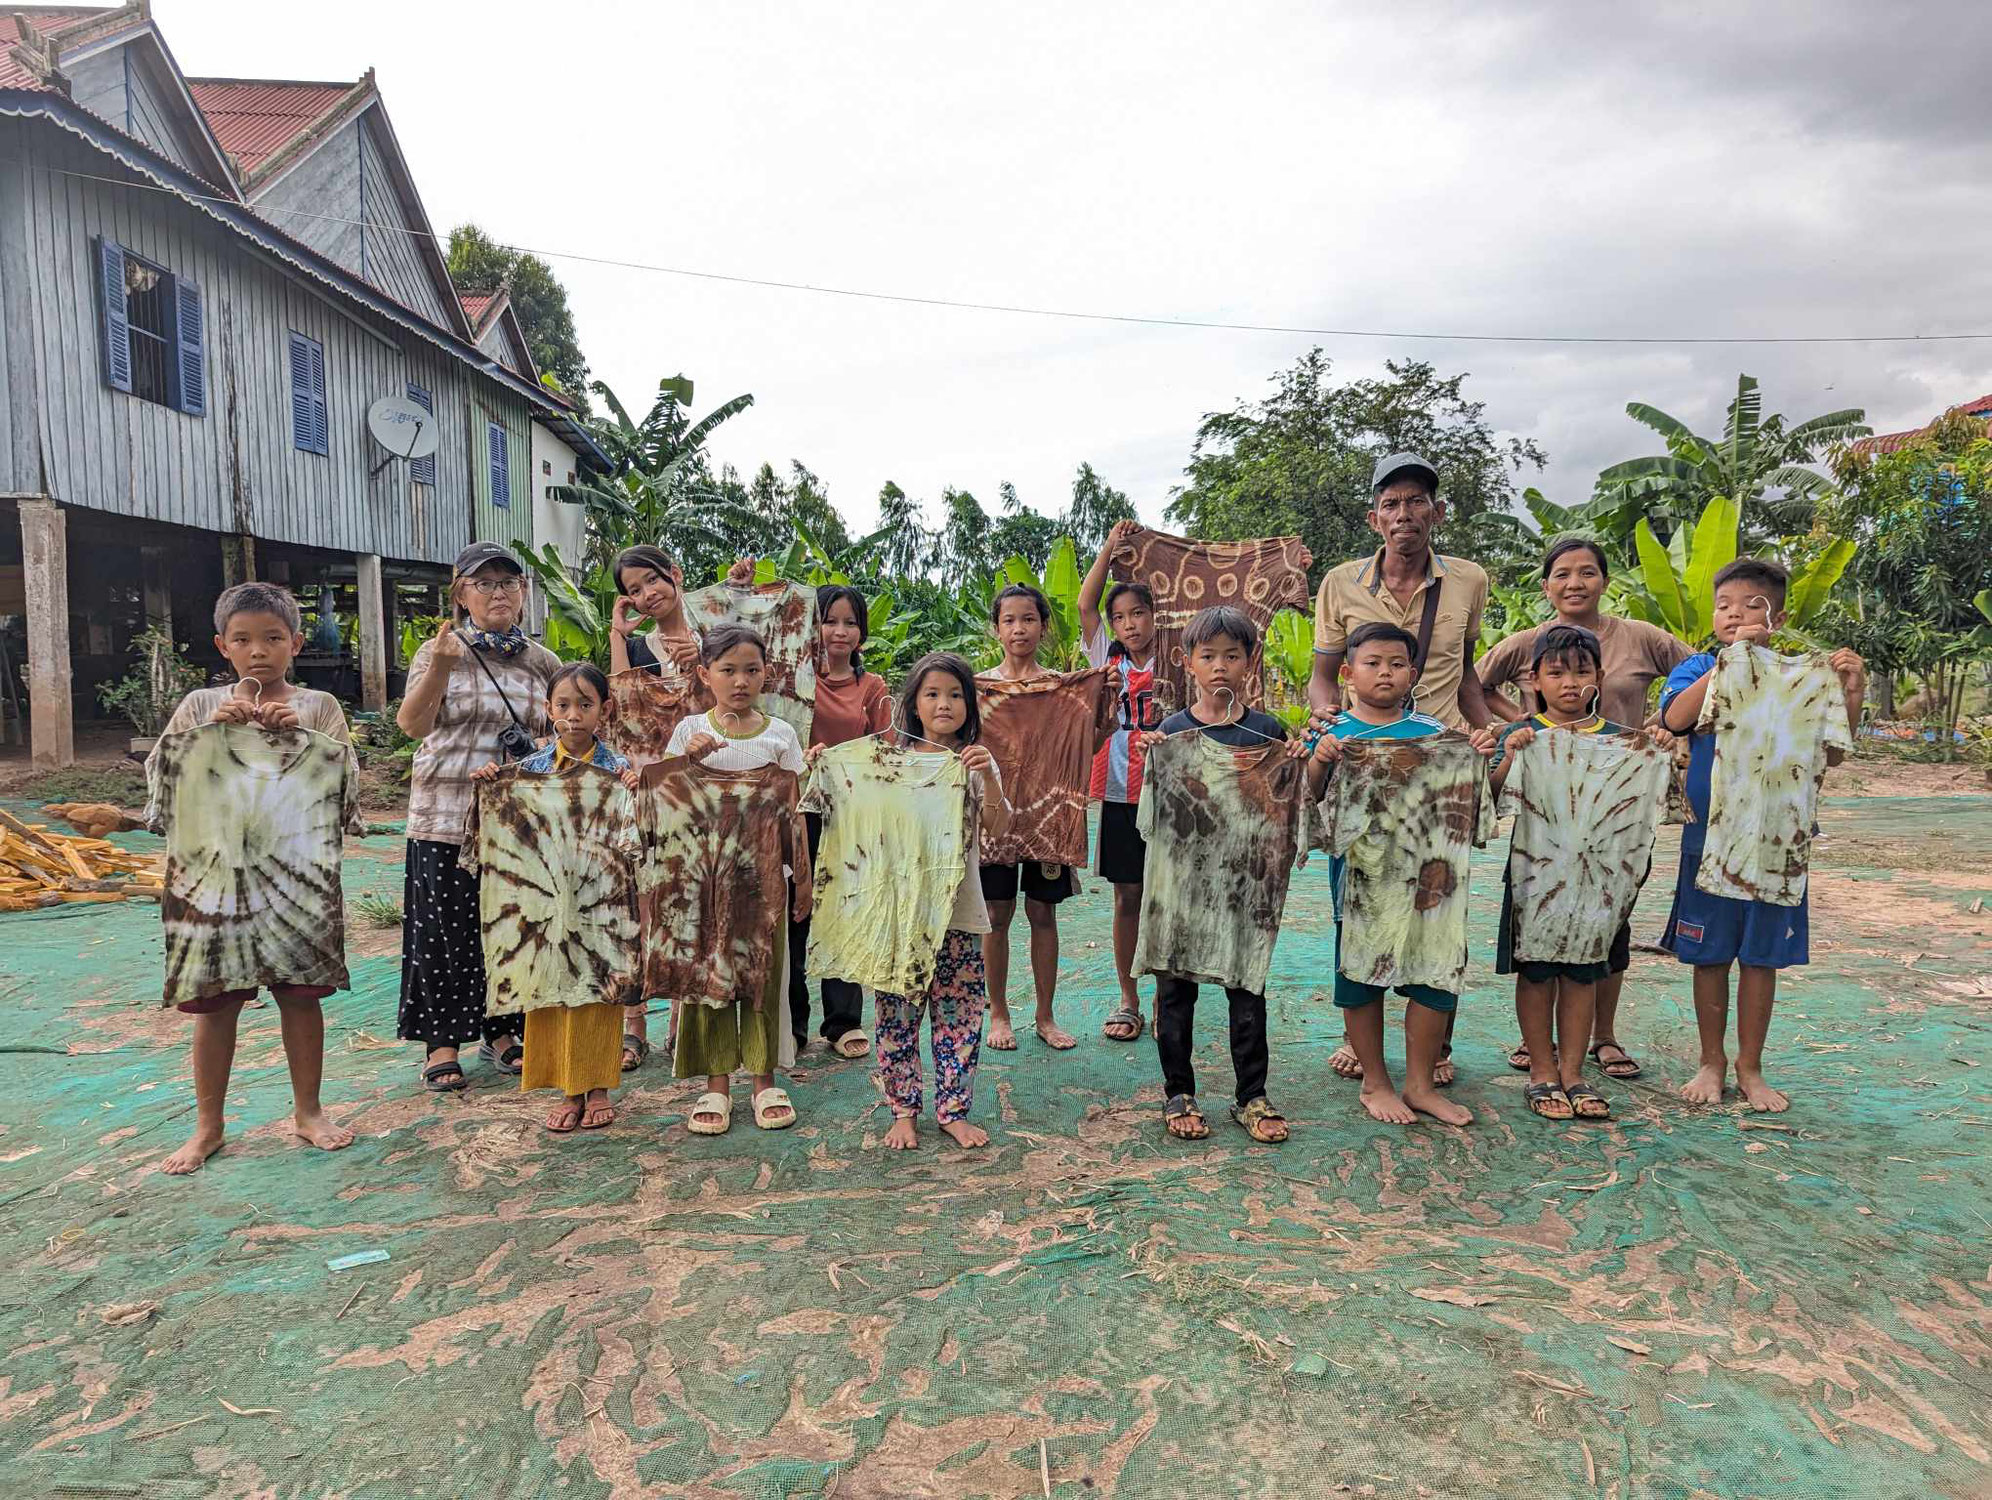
[603,666,704,769]
[461,761,642,1015]
[1107,526,1312,709]
[1132,731,1307,995]
[635,756,807,1010]
[684,580,819,744]
[152,723,352,1007]
[975,667,1112,867]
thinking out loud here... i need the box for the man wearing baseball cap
[1306,452,1494,736]
[1306,453,1494,1090]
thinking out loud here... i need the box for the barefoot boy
[146,583,361,1173]
[1658,559,1863,1112]
[1077,519,1167,1044]
[1313,622,1495,1128]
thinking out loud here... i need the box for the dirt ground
[1,774,1988,1499]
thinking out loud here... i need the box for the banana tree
[1594,375,1869,550]
[1620,494,1853,645]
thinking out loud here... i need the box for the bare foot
[1432,1054,1457,1089]
[1680,1061,1726,1105]
[938,1119,989,1150]
[1735,1068,1789,1113]
[1359,1083,1416,1125]
[1403,1086,1473,1126]
[1034,1021,1076,1051]
[985,1018,1017,1051]
[159,1124,224,1175]
[1329,1043,1363,1080]
[884,1116,919,1150]
[292,1107,355,1152]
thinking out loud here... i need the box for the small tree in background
[446,224,592,415]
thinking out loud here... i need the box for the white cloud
[164,1,1992,541]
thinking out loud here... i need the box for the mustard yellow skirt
[521,1002,623,1096]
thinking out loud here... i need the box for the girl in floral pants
[875,929,987,1137]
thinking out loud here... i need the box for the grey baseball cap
[452,540,524,578]
[1370,451,1440,495]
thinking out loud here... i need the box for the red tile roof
[185,77,356,174]
[460,291,496,327]
[0,9,116,89]
[1849,395,1992,457]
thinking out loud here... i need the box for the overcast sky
[170,1,1992,537]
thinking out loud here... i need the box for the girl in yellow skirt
[472,663,640,1132]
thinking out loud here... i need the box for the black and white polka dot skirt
[396,839,521,1049]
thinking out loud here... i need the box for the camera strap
[461,632,528,736]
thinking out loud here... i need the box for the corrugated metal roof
[1848,396,1992,457]
[186,77,354,173]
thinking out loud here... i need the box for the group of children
[143,539,1864,1174]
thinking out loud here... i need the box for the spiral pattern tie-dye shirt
[1692,643,1853,908]
[1313,734,1497,993]
[461,761,641,1015]
[152,723,352,1007]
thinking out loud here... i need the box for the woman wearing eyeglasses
[394,542,559,1093]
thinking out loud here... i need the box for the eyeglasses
[465,576,525,596]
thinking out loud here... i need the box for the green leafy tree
[1166,351,1546,584]
[1592,375,1869,549]
[872,481,932,580]
[1060,462,1137,554]
[934,486,994,588]
[1817,409,1992,742]
[446,224,592,413]
[1618,494,1853,646]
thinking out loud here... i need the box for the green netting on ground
[2,797,1988,1498]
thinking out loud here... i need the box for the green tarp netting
[2,797,1988,1497]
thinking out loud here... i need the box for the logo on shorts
[1674,920,1704,943]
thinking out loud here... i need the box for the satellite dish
[367,395,440,462]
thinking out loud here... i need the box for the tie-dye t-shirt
[1133,731,1307,994]
[976,668,1112,867]
[684,580,818,743]
[1675,643,1852,908]
[461,761,641,1014]
[151,723,352,1007]
[1313,733,1496,993]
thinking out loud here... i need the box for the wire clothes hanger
[847,699,960,787]
[1176,685,1285,746]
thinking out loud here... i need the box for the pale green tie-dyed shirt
[1693,643,1853,908]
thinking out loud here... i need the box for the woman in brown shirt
[1479,535,1692,1083]
[793,584,892,1060]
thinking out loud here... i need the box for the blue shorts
[1662,832,1808,970]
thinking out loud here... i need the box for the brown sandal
[1164,1094,1209,1140]
[1232,1096,1289,1144]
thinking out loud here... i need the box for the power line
[25,158,1992,347]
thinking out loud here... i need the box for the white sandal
[832,1029,870,1060]
[752,1086,797,1130]
[687,1091,732,1135]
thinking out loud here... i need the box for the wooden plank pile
[0,807,162,911]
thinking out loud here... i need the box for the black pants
[789,812,864,1046]
[1153,974,1268,1107]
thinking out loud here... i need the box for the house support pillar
[221,534,257,586]
[355,552,386,711]
[141,544,173,641]
[19,498,73,768]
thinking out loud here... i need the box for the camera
[496,724,536,762]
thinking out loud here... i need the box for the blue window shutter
[309,340,328,454]
[288,332,312,449]
[406,383,435,485]
[488,420,509,507]
[97,238,132,393]
[168,275,205,416]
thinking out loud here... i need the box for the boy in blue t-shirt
[1313,621,1495,1128]
[1658,558,1864,1113]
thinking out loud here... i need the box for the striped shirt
[404,636,558,844]
[1083,621,1163,803]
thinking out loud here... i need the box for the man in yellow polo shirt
[1307,452,1494,733]
[1308,451,1493,1089]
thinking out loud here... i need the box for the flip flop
[687,1091,732,1135]
[621,1033,649,1072]
[1589,1042,1642,1080]
[752,1086,797,1130]
[1329,1043,1363,1080]
[1102,1007,1144,1042]
[544,1099,583,1133]
[1433,1046,1457,1089]
[578,1100,617,1131]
